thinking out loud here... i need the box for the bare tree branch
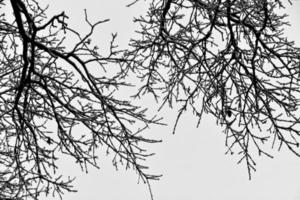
[123,0,300,179]
[0,0,162,199]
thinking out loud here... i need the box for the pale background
[36,1,300,200]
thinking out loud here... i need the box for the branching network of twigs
[0,0,162,199]
[124,0,300,178]
[1,0,300,199]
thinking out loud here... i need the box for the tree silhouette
[124,0,300,179]
[0,0,161,199]
[1,0,300,199]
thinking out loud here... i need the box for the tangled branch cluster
[0,0,161,199]
[1,0,300,199]
[124,0,300,178]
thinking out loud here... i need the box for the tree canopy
[0,0,161,199]
[124,0,300,177]
[0,0,300,199]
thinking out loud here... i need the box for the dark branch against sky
[1,0,300,200]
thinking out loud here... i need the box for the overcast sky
[38,1,300,200]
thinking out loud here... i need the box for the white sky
[37,1,300,200]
